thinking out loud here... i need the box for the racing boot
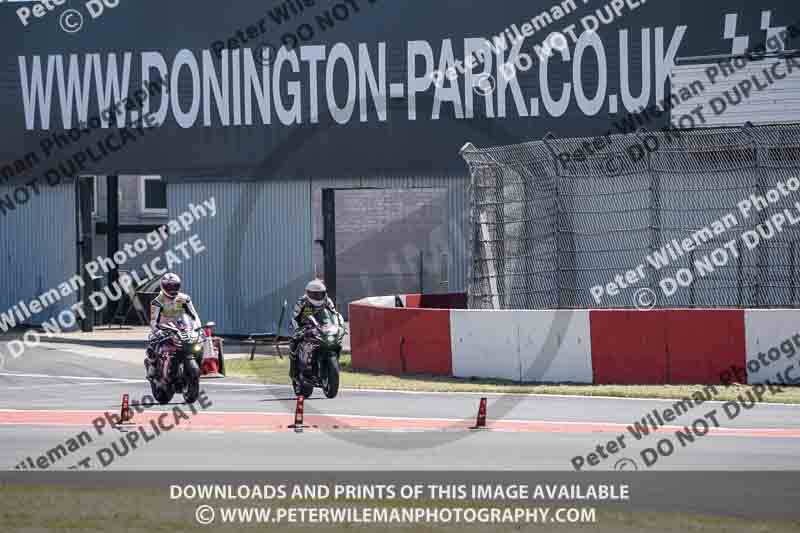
[289,338,301,379]
[144,348,157,379]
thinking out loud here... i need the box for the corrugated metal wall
[169,175,468,336]
[168,180,313,336]
[0,182,78,327]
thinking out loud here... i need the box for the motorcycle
[291,307,345,399]
[147,314,213,404]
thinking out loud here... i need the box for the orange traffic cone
[470,397,487,429]
[120,394,133,424]
[289,396,305,430]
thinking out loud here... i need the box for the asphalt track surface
[1,346,800,471]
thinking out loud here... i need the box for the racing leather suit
[147,291,202,358]
[289,295,339,377]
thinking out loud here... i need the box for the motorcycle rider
[289,279,342,378]
[145,273,202,378]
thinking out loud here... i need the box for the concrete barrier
[349,294,800,385]
[349,293,460,376]
[744,310,800,384]
[590,309,745,385]
[451,309,593,383]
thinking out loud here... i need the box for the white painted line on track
[0,372,142,383]
[3,382,125,391]
[335,386,800,407]
[1,371,799,408]
[0,372,271,388]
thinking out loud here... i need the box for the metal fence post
[736,250,743,308]
[636,128,661,307]
[741,123,765,309]
[789,241,797,307]
[689,249,696,308]
[542,133,565,309]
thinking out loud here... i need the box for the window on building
[139,175,167,215]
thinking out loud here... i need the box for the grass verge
[224,355,800,404]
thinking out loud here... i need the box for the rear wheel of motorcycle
[323,356,340,399]
[183,360,200,404]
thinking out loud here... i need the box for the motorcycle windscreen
[173,314,195,331]
[313,308,340,331]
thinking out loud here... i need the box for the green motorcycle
[291,307,346,399]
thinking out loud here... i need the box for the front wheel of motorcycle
[153,382,174,405]
[183,359,200,404]
[323,356,340,399]
[292,378,314,399]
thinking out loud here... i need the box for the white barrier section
[450,310,521,381]
[450,310,592,383]
[352,296,397,308]
[517,310,592,383]
[744,309,800,384]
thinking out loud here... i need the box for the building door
[317,187,450,319]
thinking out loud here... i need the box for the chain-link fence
[460,123,800,310]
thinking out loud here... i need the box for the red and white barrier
[349,295,800,385]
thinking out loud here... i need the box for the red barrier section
[348,303,385,371]
[665,309,745,384]
[590,309,746,384]
[349,303,452,376]
[590,310,668,384]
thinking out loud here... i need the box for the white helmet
[160,272,181,299]
[305,279,327,307]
